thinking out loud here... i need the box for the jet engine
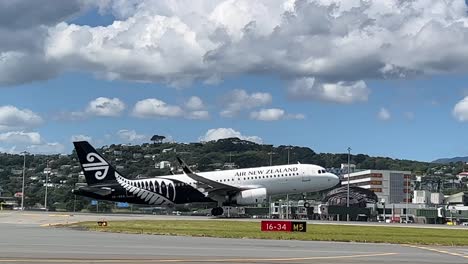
[234,188,267,205]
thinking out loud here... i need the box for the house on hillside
[158,161,171,169]
[457,172,468,181]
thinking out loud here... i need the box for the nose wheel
[211,207,224,216]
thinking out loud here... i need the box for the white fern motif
[115,173,176,205]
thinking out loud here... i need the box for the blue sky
[1,1,468,162]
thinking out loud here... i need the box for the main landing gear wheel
[211,207,224,216]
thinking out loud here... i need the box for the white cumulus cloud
[221,89,272,117]
[86,97,126,117]
[453,96,468,122]
[288,78,370,104]
[378,107,391,121]
[185,96,205,110]
[133,98,184,118]
[117,129,146,142]
[71,134,92,142]
[26,142,65,154]
[184,96,210,119]
[0,131,41,144]
[0,105,43,131]
[2,0,468,106]
[250,108,305,121]
[199,128,262,144]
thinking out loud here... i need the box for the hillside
[0,137,455,211]
[432,156,468,164]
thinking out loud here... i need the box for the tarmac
[0,211,467,263]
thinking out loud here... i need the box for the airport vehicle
[72,141,340,216]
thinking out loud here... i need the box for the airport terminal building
[341,170,412,204]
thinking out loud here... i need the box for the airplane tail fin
[73,141,118,186]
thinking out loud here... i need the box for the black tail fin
[73,141,118,186]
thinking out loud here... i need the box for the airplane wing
[176,157,245,194]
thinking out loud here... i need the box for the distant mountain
[432,156,468,164]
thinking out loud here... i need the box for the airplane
[72,141,340,216]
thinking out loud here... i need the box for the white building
[341,169,412,204]
[158,161,171,169]
[340,163,356,174]
[413,190,430,204]
[457,172,468,181]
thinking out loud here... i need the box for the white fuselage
[162,164,339,196]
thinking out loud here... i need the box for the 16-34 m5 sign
[261,221,307,232]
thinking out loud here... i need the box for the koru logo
[82,153,109,180]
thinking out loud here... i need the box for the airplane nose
[328,173,340,187]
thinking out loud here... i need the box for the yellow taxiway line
[405,245,468,259]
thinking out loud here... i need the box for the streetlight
[346,147,351,221]
[20,151,29,211]
[268,152,276,166]
[44,160,50,211]
[286,146,292,165]
[405,176,410,223]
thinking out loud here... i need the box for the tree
[150,135,165,144]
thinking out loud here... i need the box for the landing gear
[211,207,224,216]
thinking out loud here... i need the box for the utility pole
[44,160,50,211]
[20,151,28,211]
[346,147,351,221]
[268,152,276,166]
[406,176,410,223]
[73,195,76,213]
[286,146,292,165]
[268,196,271,219]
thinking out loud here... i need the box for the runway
[0,211,467,263]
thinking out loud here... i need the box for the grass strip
[67,220,468,246]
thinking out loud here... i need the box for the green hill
[0,137,462,211]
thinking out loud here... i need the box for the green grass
[67,220,468,246]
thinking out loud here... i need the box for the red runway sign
[261,221,307,232]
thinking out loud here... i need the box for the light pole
[405,176,410,223]
[20,151,29,211]
[73,195,76,213]
[347,147,351,221]
[382,199,386,223]
[286,146,292,165]
[268,152,276,166]
[44,160,50,211]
